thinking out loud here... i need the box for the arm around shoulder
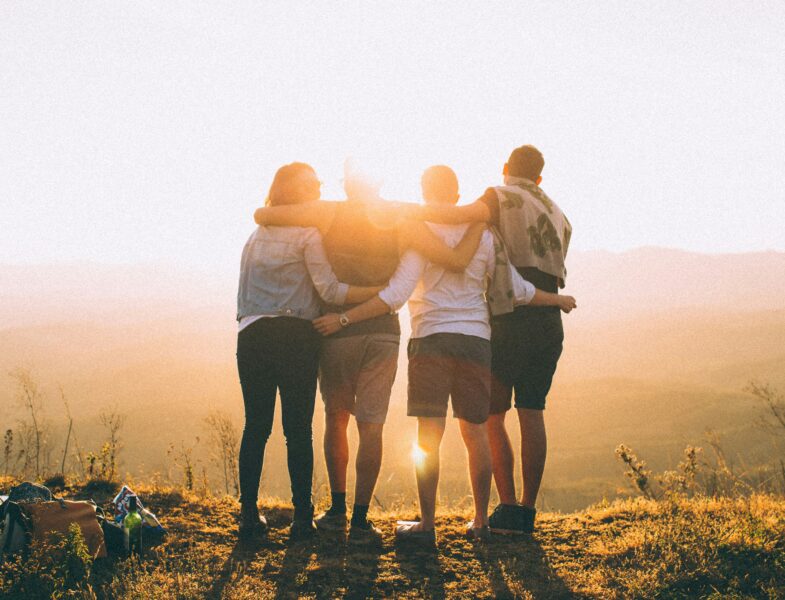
[414,199,490,225]
[399,220,485,272]
[253,201,336,230]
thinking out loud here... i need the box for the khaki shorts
[319,333,400,424]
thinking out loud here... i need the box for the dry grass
[2,481,784,599]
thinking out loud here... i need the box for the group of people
[235,144,576,545]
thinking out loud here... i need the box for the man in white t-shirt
[314,166,574,544]
[385,166,501,543]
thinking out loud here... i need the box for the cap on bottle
[128,495,138,511]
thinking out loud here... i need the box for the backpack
[5,481,52,505]
[0,483,107,561]
[0,481,52,558]
[0,500,29,557]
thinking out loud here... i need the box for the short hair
[266,162,318,206]
[507,145,544,181]
[421,165,459,204]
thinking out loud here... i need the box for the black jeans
[237,317,320,512]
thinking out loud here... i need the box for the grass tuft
[1,481,783,599]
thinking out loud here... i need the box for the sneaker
[349,519,383,545]
[465,521,491,542]
[314,510,348,532]
[290,505,317,541]
[395,521,437,546]
[519,505,536,534]
[290,518,317,541]
[488,504,536,535]
[238,503,268,539]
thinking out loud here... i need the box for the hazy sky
[2,1,784,272]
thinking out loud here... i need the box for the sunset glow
[2,3,785,272]
[2,5,785,594]
[412,443,427,469]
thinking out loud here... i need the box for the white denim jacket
[237,226,348,322]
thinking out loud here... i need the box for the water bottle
[123,495,143,557]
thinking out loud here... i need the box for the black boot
[239,502,268,539]
[290,504,316,541]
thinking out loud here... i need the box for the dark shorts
[407,333,491,425]
[490,306,564,412]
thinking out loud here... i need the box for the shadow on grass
[344,542,385,600]
[203,510,385,599]
[474,535,576,599]
[274,537,317,600]
[205,536,267,599]
[308,534,384,600]
[395,539,445,600]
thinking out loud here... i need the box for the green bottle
[123,495,143,557]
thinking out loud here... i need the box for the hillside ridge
[4,478,784,599]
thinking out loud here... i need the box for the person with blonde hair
[253,161,486,543]
[236,162,381,541]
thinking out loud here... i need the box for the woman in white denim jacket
[235,162,381,541]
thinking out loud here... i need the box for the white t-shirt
[377,223,535,340]
[238,314,275,332]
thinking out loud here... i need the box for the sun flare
[411,443,427,468]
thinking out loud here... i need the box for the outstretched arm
[313,250,425,335]
[409,199,491,225]
[345,285,385,304]
[302,229,382,305]
[529,290,577,313]
[253,201,337,232]
[398,220,485,272]
[314,296,390,336]
[510,266,577,313]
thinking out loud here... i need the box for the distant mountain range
[567,247,785,322]
[3,247,783,329]
[0,261,234,328]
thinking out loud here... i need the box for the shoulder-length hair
[266,162,319,207]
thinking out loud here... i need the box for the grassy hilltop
[1,479,784,599]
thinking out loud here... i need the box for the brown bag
[23,500,107,559]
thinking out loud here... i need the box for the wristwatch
[338,313,351,327]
